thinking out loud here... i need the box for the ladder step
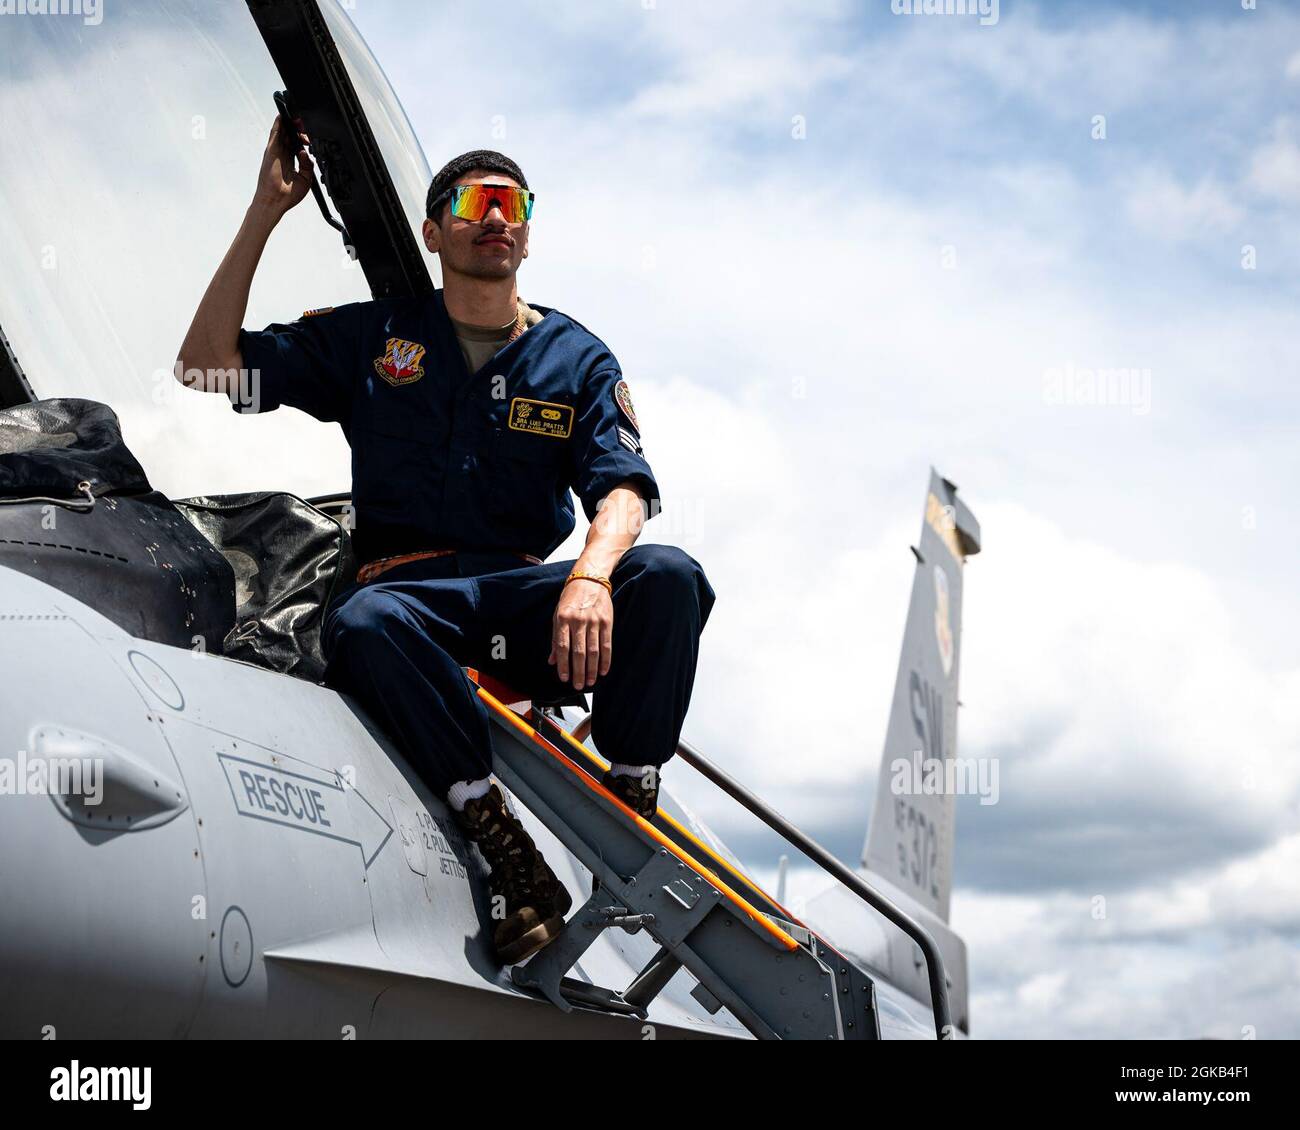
[622,946,682,1011]
[556,977,643,1017]
[471,674,881,1041]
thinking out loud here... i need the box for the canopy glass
[0,0,435,501]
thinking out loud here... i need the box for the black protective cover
[0,398,149,496]
[174,492,357,683]
[0,399,236,651]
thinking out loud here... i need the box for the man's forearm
[175,202,281,391]
[573,483,646,579]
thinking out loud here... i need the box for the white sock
[609,762,656,782]
[447,777,492,811]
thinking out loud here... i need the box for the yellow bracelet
[565,571,612,596]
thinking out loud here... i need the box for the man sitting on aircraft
[177,119,715,966]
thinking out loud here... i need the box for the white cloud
[1137,833,1300,937]
[343,3,1300,1041]
[951,835,1300,1038]
[1248,121,1300,204]
[961,503,1300,853]
[1125,170,1244,241]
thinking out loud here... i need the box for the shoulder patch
[302,306,335,318]
[614,379,639,432]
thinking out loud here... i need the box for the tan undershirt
[450,298,544,374]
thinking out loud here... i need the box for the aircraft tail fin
[862,469,980,923]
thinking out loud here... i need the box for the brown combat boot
[455,784,573,965]
[600,766,660,819]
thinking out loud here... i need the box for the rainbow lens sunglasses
[431,183,535,224]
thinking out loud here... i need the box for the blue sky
[339,0,1300,1039]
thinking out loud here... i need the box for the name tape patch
[509,396,573,438]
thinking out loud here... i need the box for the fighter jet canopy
[0,0,435,501]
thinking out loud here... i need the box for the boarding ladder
[465,669,952,1041]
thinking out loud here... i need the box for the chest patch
[374,338,427,386]
[508,397,573,439]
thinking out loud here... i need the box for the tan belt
[356,548,542,585]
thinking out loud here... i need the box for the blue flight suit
[234,290,715,796]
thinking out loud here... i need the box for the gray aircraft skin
[0,1,980,1041]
